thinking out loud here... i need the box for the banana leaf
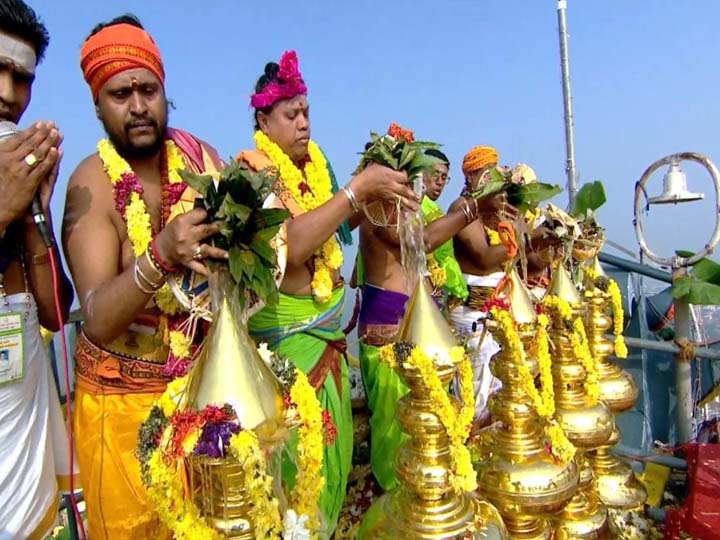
[507,182,562,211]
[571,181,606,218]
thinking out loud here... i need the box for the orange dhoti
[73,331,172,540]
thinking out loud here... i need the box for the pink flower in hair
[250,50,308,109]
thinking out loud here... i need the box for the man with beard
[62,15,224,539]
[237,51,419,533]
[0,1,75,538]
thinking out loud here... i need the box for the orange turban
[462,145,499,177]
[80,23,165,101]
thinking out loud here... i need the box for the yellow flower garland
[97,138,185,315]
[607,280,628,358]
[170,330,192,359]
[379,343,477,493]
[543,295,600,404]
[485,226,501,246]
[289,370,325,532]
[144,367,326,539]
[583,266,628,359]
[229,431,283,540]
[491,307,554,417]
[254,131,342,304]
[490,306,575,463]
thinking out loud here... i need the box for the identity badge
[0,312,25,385]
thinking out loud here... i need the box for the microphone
[0,120,53,247]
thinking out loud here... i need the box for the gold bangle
[25,251,49,265]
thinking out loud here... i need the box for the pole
[598,252,673,284]
[557,0,578,210]
[673,269,694,444]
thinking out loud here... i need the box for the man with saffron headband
[357,137,480,491]
[237,50,418,533]
[0,1,76,538]
[62,15,225,539]
[449,147,555,425]
[448,144,511,424]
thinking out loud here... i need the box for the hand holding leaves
[180,162,289,310]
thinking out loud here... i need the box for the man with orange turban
[63,15,225,539]
[448,144,509,425]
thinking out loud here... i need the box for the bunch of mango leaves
[471,167,562,211]
[672,250,720,305]
[180,162,289,310]
[355,131,443,180]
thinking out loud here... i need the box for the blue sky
[27,0,720,275]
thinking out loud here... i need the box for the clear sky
[26,0,720,277]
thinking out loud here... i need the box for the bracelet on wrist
[341,185,361,213]
[133,259,161,294]
[150,237,179,273]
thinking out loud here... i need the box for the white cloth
[450,273,504,420]
[0,294,74,540]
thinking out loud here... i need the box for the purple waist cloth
[359,284,410,326]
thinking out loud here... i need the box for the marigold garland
[491,307,554,417]
[583,265,628,359]
[489,306,575,463]
[254,130,342,304]
[378,343,477,493]
[288,370,325,532]
[571,317,601,403]
[485,226,501,246]
[607,280,628,358]
[228,431,283,540]
[141,363,326,539]
[98,137,190,373]
[542,295,600,404]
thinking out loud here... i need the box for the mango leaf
[490,168,507,183]
[507,182,563,211]
[408,140,442,150]
[676,250,720,285]
[671,275,720,305]
[254,208,290,230]
[240,249,260,281]
[471,180,505,200]
[398,144,415,170]
[217,194,252,224]
[250,265,275,305]
[571,181,606,218]
[179,170,213,198]
[250,227,279,265]
[407,152,441,179]
[228,247,244,285]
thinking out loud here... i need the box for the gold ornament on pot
[476,269,579,540]
[582,258,647,532]
[543,265,614,540]
[358,281,507,540]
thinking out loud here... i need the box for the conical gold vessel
[547,266,613,540]
[359,281,507,540]
[583,260,647,525]
[186,270,286,539]
[477,272,579,540]
[187,278,285,439]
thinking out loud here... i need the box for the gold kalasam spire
[506,267,537,325]
[548,263,582,305]
[398,279,457,364]
[187,294,285,437]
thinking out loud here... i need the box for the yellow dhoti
[73,331,172,540]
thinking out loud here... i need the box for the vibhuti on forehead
[0,31,36,77]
